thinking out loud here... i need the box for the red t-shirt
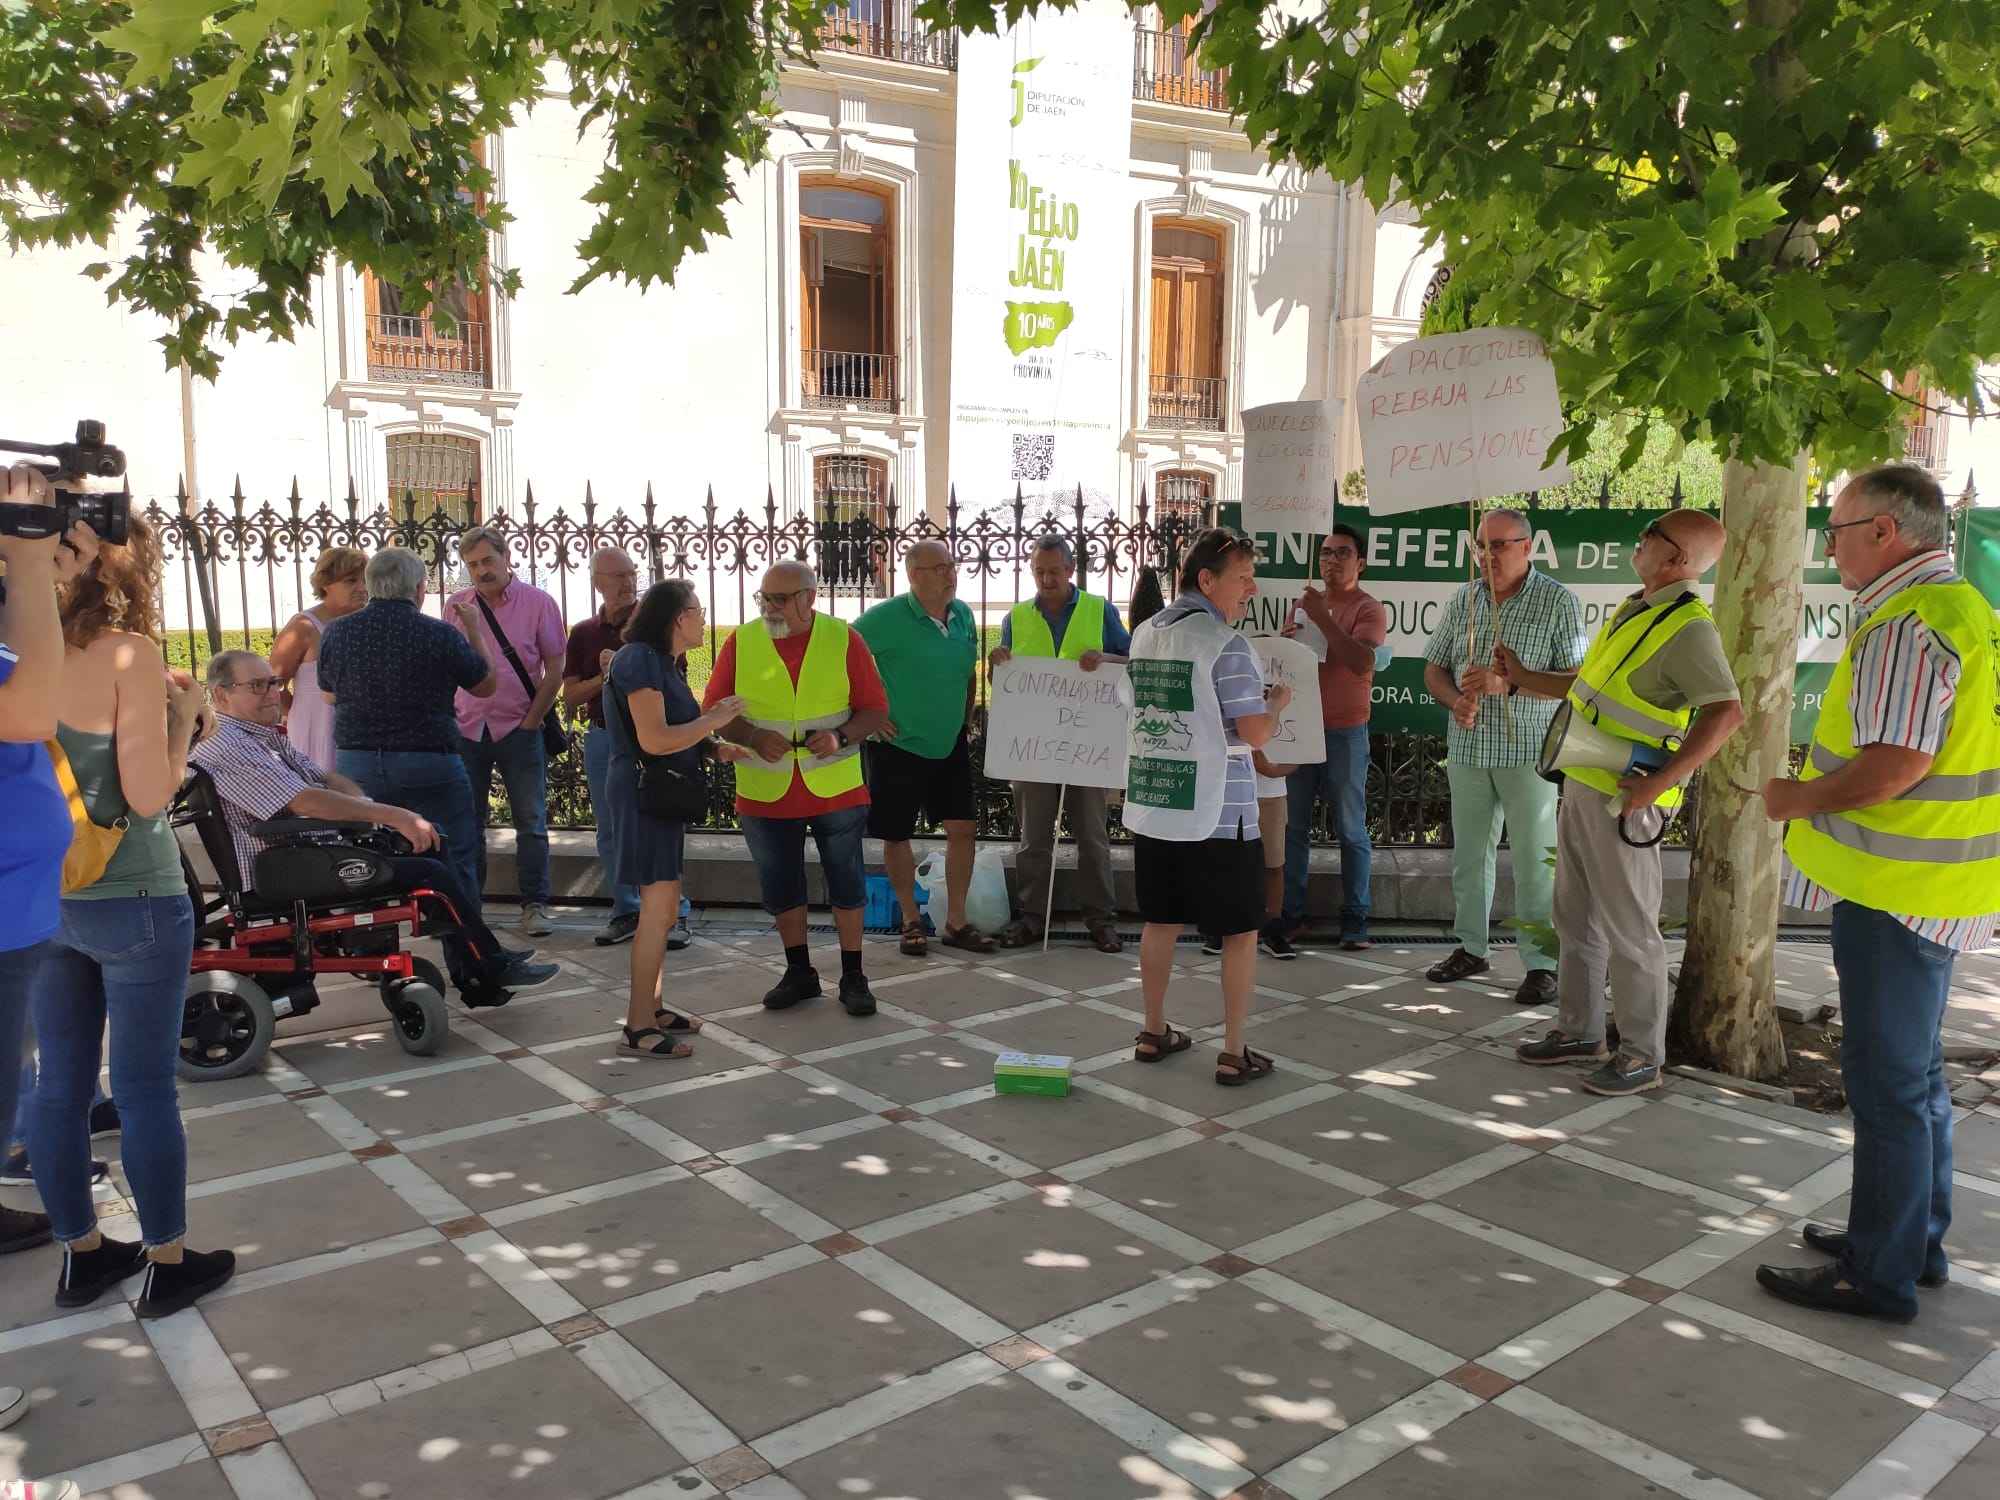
[1316,589,1389,730]
[704,624,888,818]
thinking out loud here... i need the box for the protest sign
[1253,635,1325,765]
[1239,399,1337,639]
[984,658,1131,789]
[1356,328,1572,514]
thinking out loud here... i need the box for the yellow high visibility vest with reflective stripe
[731,615,864,803]
[1008,591,1107,661]
[1562,592,1712,808]
[1785,578,2000,919]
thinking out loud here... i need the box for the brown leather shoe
[1087,920,1124,953]
[1515,970,1558,1006]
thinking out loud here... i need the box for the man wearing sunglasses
[1753,464,1999,1323]
[1495,509,1742,1097]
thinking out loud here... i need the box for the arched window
[801,182,898,412]
[385,433,481,525]
[1153,469,1215,530]
[813,454,890,588]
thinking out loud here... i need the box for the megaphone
[1537,701,1674,782]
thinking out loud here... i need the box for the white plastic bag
[917,849,1011,935]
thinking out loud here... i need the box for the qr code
[1010,432,1055,481]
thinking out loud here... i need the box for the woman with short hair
[269,544,369,771]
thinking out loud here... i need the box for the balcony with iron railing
[1905,420,1949,473]
[816,2,958,70]
[1133,26,1231,111]
[802,349,901,413]
[1146,373,1227,431]
[365,313,490,388]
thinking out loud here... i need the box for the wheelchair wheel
[178,974,278,1082]
[383,981,449,1057]
[378,956,446,1007]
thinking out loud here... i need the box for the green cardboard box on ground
[994,1052,1074,1097]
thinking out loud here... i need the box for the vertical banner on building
[950,4,1134,515]
[1238,399,1337,639]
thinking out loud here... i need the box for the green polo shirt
[854,592,979,760]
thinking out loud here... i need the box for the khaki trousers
[1552,781,1669,1068]
[1013,781,1116,928]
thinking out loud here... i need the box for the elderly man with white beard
[702,560,892,1015]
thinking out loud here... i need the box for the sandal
[652,1008,704,1033]
[1087,920,1124,954]
[1134,1026,1193,1063]
[899,919,929,957]
[1214,1046,1275,1087]
[996,918,1042,949]
[619,1025,693,1059]
[940,923,995,955]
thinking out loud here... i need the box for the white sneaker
[1,1480,83,1500]
[518,902,555,937]
[0,1384,25,1431]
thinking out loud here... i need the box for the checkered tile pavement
[4,921,1998,1500]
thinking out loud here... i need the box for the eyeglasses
[1822,516,1885,548]
[219,677,280,695]
[909,561,958,576]
[1639,519,1685,555]
[1472,537,1529,555]
[1320,546,1358,561]
[754,589,808,610]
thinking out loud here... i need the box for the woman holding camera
[28,512,236,1318]
[604,580,743,1058]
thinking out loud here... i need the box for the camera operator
[0,462,93,1264]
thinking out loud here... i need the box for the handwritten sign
[984,659,1131,790]
[1253,635,1325,766]
[1356,328,1572,515]
[1236,398,1340,640]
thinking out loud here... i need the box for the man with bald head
[1496,508,1744,1095]
[705,560,892,1014]
[854,541,987,955]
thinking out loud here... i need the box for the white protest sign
[1238,399,1338,640]
[984,658,1131,790]
[1253,635,1324,766]
[1356,327,1572,515]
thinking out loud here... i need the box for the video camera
[0,420,131,546]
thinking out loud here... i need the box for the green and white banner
[1217,504,1942,738]
[949,3,1133,514]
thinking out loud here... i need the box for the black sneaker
[1199,933,1223,956]
[1259,923,1297,960]
[0,1152,108,1188]
[593,913,640,947]
[763,966,822,1010]
[497,946,539,965]
[0,1205,52,1256]
[55,1234,147,1308]
[136,1246,237,1320]
[89,1098,122,1139]
[839,974,877,1017]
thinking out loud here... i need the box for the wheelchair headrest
[173,765,247,896]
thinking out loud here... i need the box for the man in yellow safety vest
[1754,464,2000,1323]
[1496,509,1744,1096]
[704,560,893,1017]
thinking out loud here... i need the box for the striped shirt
[1150,595,1268,839]
[189,712,331,889]
[1782,550,1996,952]
[1423,569,1589,768]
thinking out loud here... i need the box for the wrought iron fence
[147,480,1717,850]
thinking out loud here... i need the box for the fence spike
[230,475,245,515]
[764,482,778,526]
[643,481,657,524]
[583,480,595,520]
[1597,474,1612,507]
[703,485,716,522]
[1136,481,1150,521]
[1960,469,1978,509]
[1669,472,1684,509]
[287,476,302,516]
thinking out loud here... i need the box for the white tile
[606,1473,721,1500]
[1023,1266,1223,1354]
[364,1149,471,1222]
[1224,1131,1389,1199]
[292,1093,386,1151]
[752,1349,999,1470]
[324,1053,500,1096]
[1479,1288,1648,1382]
[842,1245,1012,1347]
[508,1052,618,1103]
[1658,1091,1850,1152]
[790,1026,931,1065]
[1955,1348,2000,1403]
[720,1113,892,1167]
[1056,1125,1203,1182]
[1547,1143,1760,1216]
[852,1179,1036,1246]
[1073,1191,1223,1265]
[900,1116,1040,1180]
[1827,1411,1985,1500]
[390,1102,581,1154]
[702,1164,839,1242]
[142,1307,261,1426]
[218,1442,323,1499]
[176,1092,290,1124]
[481,1165,689,1228]
[1401,1142,1538,1201]
[1064,1075,1203,1128]
[1211,1079,1346,1130]
[1354,1080,1542,1143]
[1536,1094,1653,1138]
[1662,1292,1944,1407]
[1411,1202,1624,1287]
[1266,1379,1485,1500]
[1497,1385,1767,1500]
[600,1243,825,1329]
[783,1062,900,1114]
[572,1330,740,1464]
[723,1477,811,1500]
[200,1227,447,1305]
[50,1435,209,1500]
[1238,1268,1460,1378]
[1234,1196,1397,1265]
[594,1103,712,1164]
[454,1228,589,1323]
[614,1062,771,1106]
[1760,1157,1861,1217]
[184,1151,352,1201]
[1018,1355,1255,1498]
[1636,1211,1783,1290]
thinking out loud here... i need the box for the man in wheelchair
[190,651,559,1006]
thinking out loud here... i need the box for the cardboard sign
[1356,328,1572,514]
[1253,635,1325,766]
[984,658,1131,789]
[1238,399,1338,639]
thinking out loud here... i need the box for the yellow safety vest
[731,615,864,803]
[1785,578,2000,919]
[1563,592,1713,808]
[1008,591,1107,661]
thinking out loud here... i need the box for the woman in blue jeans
[29,514,236,1319]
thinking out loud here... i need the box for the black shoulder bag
[607,653,711,823]
[472,592,573,760]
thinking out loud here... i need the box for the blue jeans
[460,727,551,906]
[1831,900,1956,1316]
[12,1049,108,1151]
[738,804,869,914]
[584,724,640,918]
[338,749,483,921]
[0,942,47,1159]
[28,896,195,1246]
[1283,727,1372,937]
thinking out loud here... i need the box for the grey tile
[984,946,1149,991]
[183,1099,346,1184]
[1391,1047,1596,1129]
[709,998,903,1057]
[83,1458,230,1500]
[284,1346,681,1498]
[1238,1006,1445,1075]
[1436,1154,1721,1273]
[1932,1434,2000,1500]
[1087,1051,1318,1118]
[927,1087,1175,1171]
[628,1069,869,1152]
[873,968,1053,1023]
[1331,1400,1681,1500]
[190,1161,427,1272]
[962,1000,1148,1062]
[279,1019,493,1087]
[619,1258,970,1439]
[809,1036,998,1106]
[1332,976,1521,1033]
[1568,1099,1842,1204]
[0,1328,194,1479]
[1530,1308,1921,1498]
[404,1111,666,1211]
[203,1244,538,1408]
[473,990,627,1048]
[543,1028,766,1094]
[738,1122,1010,1230]
[1242,1091,1504,1187]
[1085,1137,1354,1251]
[1065,1279,1432,1471]
[338,1059,570,1141]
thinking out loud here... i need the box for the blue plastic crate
[863,875,931,933]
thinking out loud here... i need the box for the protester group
[0,455,1991,1491]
